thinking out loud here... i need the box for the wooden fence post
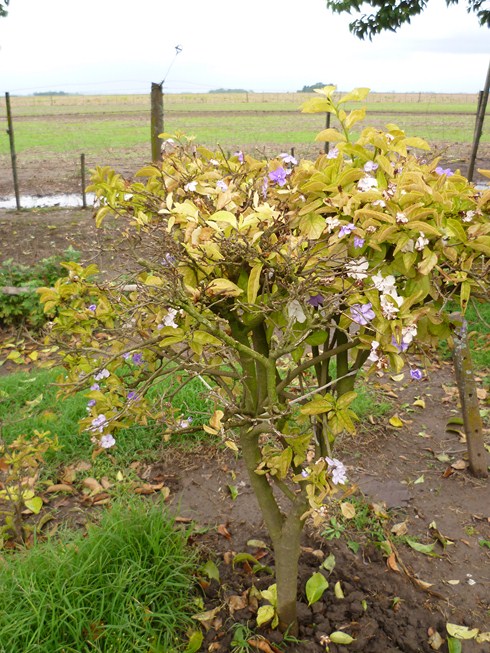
[5,92,21,210]
[467,59,490,182]
[323,112,331,154]
[451,313,488,478]
[81,153,87,209]
[151,83,164,163]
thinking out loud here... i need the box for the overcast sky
[0,0,488,95]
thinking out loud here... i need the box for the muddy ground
[0,209,489,653]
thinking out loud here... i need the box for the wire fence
[1,91,488,207]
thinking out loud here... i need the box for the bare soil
[0,209,489,653]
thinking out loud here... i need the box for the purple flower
[307,294,324,307]
[350,303,375,326]
[392,336,409,353]
[132,353,144,365]
[122,352,132,360]
[127,391,138,401]
[87,399,96,408]
[410,368,423,380]
[91,414,108,433]
[234,151,244,163]
[435,166,454,177]
[339,223,355,238]
[90,383,100,391]
[268,167,290,187]
[326,147,339,159]
[354,236,365,249]
[162,253,176,267]
[216,179,228,192]
[100,434,116,449]
[88,304,97,312]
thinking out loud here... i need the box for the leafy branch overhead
[0,0,9,18]
[39,86,490,633]
[326,0,490,39]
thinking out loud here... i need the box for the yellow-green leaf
[247,263,263,304]
[389,415,404,428]
[205,278,243,297]
[446,624,479,640]
[24,496,43,514]
[306,572,329,606]
[256,604,275,627]
[315,128,346,143]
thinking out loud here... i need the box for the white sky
[0,0,488,95]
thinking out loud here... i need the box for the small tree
[40,87,490,634]
[326,0,490,39]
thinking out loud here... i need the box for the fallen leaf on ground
[391,521,408,537]
[217,523,232,539]
[45,483,77,494]
[451,460,467,470]
[340,501,356,519]
[428,629,445,650]
[446,623,479,640]
[389,415,404,428]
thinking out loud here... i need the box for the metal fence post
[5,92,21,210]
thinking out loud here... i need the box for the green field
[0,91,488,196]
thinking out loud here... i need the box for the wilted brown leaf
[217,524,232,540]
[387,553,400,572]
[227,593,248,615]
[45,483,77,494]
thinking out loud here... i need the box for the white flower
[462,210,475,223]
[380,293,403,319]
[401,324,417,344]
[357,176,378,192]
[396,212,408,223]
[91,414,108,433]
[415,232,429,251]
[325,217,340,233]
[326,147,339,159]
[372,199,386,208]
[100,434,116,449]
[372,273,397,296]
[364,161,378,173]
[162,308,179,329]
[94,368,110,381]
[325,457,348,485]
[209,159,219,166]
[280,152,298,165]
[367,340,380,362]
[287,299,307,324]
[184,181,197,192]
[345,257,369,280]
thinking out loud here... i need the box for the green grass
[438,300,490,376]
[1,94,487,158]
[0,500,198,653]
[0,367,213,471]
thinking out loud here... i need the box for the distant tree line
[298,83,333,93]
[33,91,71,96]
[208,88,251,94]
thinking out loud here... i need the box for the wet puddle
[0,193,95,210]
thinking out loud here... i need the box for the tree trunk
[272,508,305,635]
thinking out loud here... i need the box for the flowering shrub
[39,86,490,633]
